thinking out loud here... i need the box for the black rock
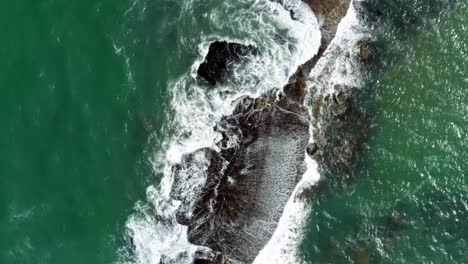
[197,41,257,86]
[172,85,309,263]
[307,142,319,157]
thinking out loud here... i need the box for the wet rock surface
[197,41,257,86]
[169,148,226,226]
[193,248,246,264]
[170,1,364,263]
[172,83,310,263]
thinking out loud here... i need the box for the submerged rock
[358,41,370,63]
[197,41,257,86]
[311,86,371,177]
[355,247,371,264]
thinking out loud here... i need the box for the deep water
[0,0,166,263]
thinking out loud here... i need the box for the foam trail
[121,0,321,263]
[254,2,370,263]
[252,155,320,264]
[307,0,370,95]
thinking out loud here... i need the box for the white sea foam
[252,154,320,264]
[119,0,332,263]
[307,0,370,96]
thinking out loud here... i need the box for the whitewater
[120,0,368,263]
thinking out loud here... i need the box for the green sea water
[301,2,467,263]
[0,0,466,264]
[0,0,168,262]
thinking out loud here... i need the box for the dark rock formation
[287,0,376,183]
[172,84,310,263]
[356,39,381,64]
[307,142,318,157]
[197,41,257,86]
[169,1,362,263]
[276,0,351,86]
[170,148,226,226]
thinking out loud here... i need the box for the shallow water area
[300,2,467,263]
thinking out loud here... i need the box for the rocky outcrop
[172,84,310,263]
[170,1,365,263]
[170,148,226,226]
[197,41,257,86]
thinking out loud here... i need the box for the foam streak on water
[121,0,322,263]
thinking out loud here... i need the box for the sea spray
[120,0,321,263]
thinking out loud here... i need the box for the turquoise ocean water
[0,0,466,263]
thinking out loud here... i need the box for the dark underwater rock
[311,86,371,177]
[356,39,382,64]
[197,41,257,86]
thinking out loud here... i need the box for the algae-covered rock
[311,86,371,178]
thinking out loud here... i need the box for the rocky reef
[169,1,374,263]
[172,82,310,263]
[309,85,371,178]
[306,1,381,181]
